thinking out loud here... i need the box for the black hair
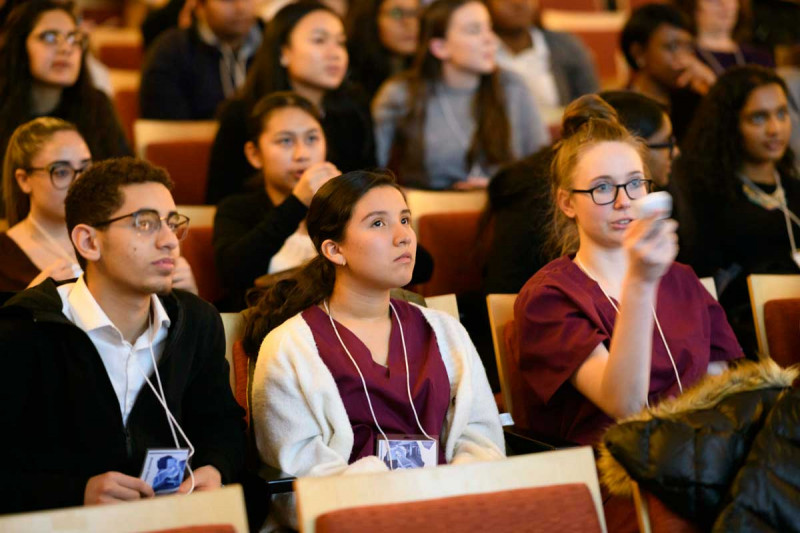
[599,90,669,140]
[246,91,323,143]
[679,65,797,201]
[243,169,402,355]
[621,3,693,70]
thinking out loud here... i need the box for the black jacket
[139,23,261,120]
[0,280,246,514]
[598,360,800,532]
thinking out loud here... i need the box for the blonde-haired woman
[1,117,198,294]
[507,95,743,446]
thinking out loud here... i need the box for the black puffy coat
[598,359,800,532]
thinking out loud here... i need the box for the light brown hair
[2,117,79,226]
[548,94,649,257]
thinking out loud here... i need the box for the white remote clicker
[631,191,672,219]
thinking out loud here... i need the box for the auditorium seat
[747,274,800,359]
[540,0,604,11]
[632,482,702,533]
[295,447,606,533]
[415,211,489,297]
[0,485,248,532]
[181,225,223,304]
[110,69,140,146]
[764,299,800,368]
[404,189,487,233]
[90,27,143,71]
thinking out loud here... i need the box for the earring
[280,56,288,67]
[341,259,346,266]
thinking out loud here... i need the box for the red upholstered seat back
[316,483,602,533]
[644,491,703,533]
[113,87,139,147]
[145,140,213,205]
[416,211,490,297]
[180,226,223,304]
[145,526,236,533]
[540,0,603,10]
[764,298,800,368]
[232,340,250,425]
[97,43,143,70]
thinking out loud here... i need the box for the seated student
[621,3,716,142]
[246,170,504,528]
[372,0,548,190]
[0,0,131,186]
[213,92,433,310]
[675,65,800,356]
[485,90,676,294]
[486,0,599,119]
[1,118,198,294]
[673,0,774,76]
[506,95,743,448]
[346,0,421,100]
[205,1,375,204]
[140,0,263,120]
[0,157,245,514]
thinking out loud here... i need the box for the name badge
[140,448,189,495]
[376,434,438,470]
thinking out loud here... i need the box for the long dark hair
[346,0,415,98]
[239,1,342,110]
[243,169,402,355]
[0,1,122,167]
[679,65,797,201]
[392,0,511,178]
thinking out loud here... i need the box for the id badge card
[377,434,438,470]
[140,448,189,495]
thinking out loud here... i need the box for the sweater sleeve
[139,30,194,120]
[371,78,409,167]
[549,31,600,102]
[503,70,550,158]
[213,193,308,290]
[252,318,389,478]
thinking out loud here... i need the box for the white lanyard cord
[132,312,195,493]
[573,257,683,409]
[323,300,433,470]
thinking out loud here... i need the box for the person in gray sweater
[372,0,548,190]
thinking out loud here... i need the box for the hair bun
[561,94,619,139]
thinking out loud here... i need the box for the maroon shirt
[506,256,744,446]
[302,299,450,464]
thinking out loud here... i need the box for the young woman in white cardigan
[245,169,504,527]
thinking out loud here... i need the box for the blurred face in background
[644,113,677,187]
[738,83,791,166]
[26,9,82,88]
[485,0,534,34]
[377,0,420,56]
[695,0,738,37]
[635,23,695,90]
[431,1,497,77]
[282,10,348,93]
[198,0,257,44]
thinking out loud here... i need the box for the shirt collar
[61,275,171,340]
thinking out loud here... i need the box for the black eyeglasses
[571,178,653,205]
[92,209,190,240]
[380,7,420,20]
[34,30,89,51]
[26,162,90,190]
[646,136,677,159]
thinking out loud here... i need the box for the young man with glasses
[0,157,245,513]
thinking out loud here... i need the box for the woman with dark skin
[205,1,375,204]
[675,65,800,356]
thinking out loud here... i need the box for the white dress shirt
[496,28,561,114]
[57,276,171,425]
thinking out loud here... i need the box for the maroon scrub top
[302,299,450,464]
[506,256,744,446]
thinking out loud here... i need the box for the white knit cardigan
[251,304,505,527]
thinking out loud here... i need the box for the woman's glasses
[26,161,90,190]
[34,30,88,51]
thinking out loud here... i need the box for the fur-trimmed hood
[598,359,798,498]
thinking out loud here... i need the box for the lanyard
[738,171,800,258]
[323,300,434,469]
[573,257,683,407]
